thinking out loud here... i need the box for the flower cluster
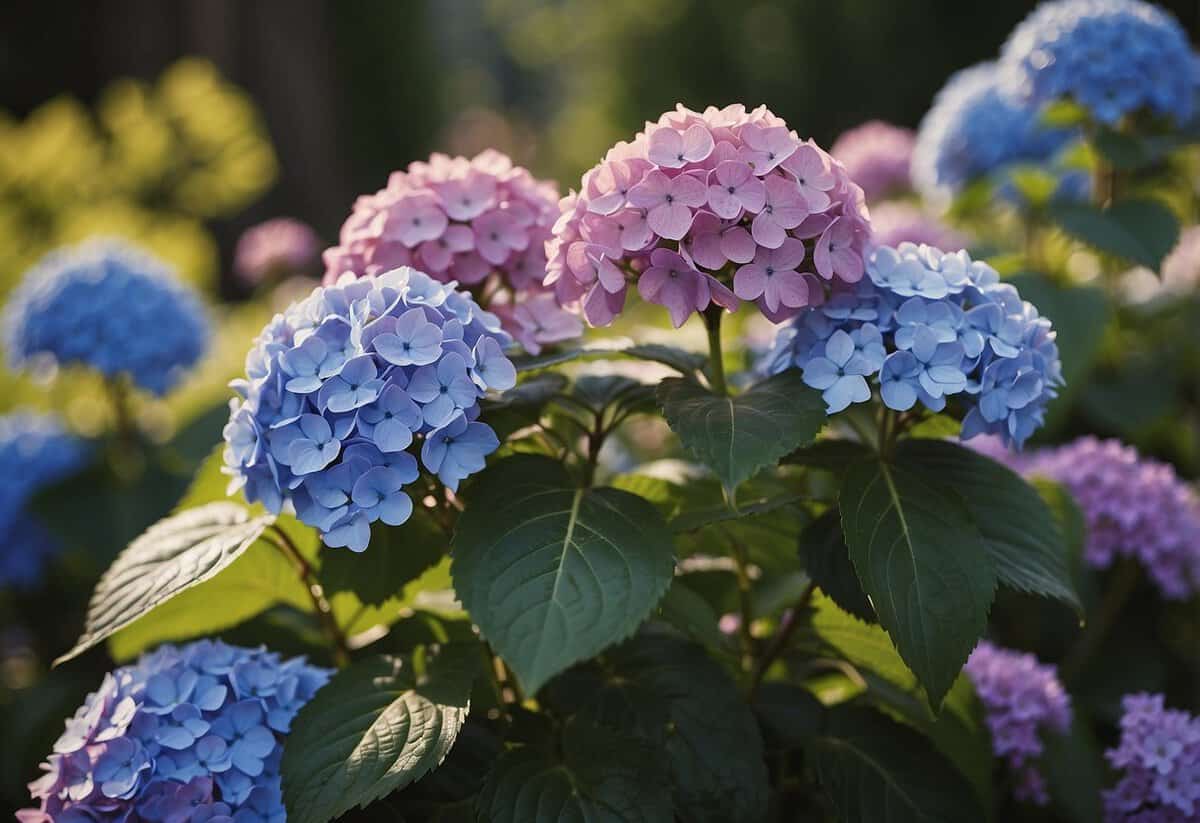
[223,267,513,552]
[983,436,1200,599]
[830,120,916,202]
[235,218,320,285]
[1103,693,1200,821]
[547,103,871,327]
[1000,0,1195,126]
[912,62,1080,205]
[763,242,1062,447]
[868,202,966,251]
[3,239,210,396]
[322,150,580,354]
[0,412,89,589]
[964,641,1072,806]
[18,640,330,823]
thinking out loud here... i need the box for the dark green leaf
[810,707,985,823]
[670,494,802,534]
[321,511,446,606]
[510,339,631,372]
[1093,129,1188,171]
[782,438,873,472]
[475,722,673,823]
[898,440,1079,610]
[623,343,707,374]
[655,579,734,657]
[1044,716,1106,823]
[480,372,568,441]
[1048,197,1180,270]
[800,510,875,623]
[452,455,675,694]
[839,458,995,705]
[658,370,827,494]
[57,502,275,664]
[554,634,768,823]
[281,647,478,823]
[752,682,826,747]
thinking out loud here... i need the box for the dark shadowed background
[4,0,1196,284]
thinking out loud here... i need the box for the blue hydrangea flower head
[3,239,210,396]
[17,640,330,823]
[1103,693,1200,820]
[762,242,1063,448]
[0,412,89,589]
[223,267,514,552]
[912,62,1082,204]
[1000,0,1196,126]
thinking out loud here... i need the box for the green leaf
[800,510,875,623]
[481,372,568,441]
[1044,716,1105,823]
[452,455,675,694]
[554,634,768,823]
[1041,99,1090,128]
[321,511,446,606]
[839,458,995,705]
[1048,197,1180,270]
[809,707,985,823]
[281,646,478,823]
[1009,165,1063,208]
[897,440,1079,610]
[669,494,802,534]
[904,414,962,440]
[752,682,826,747]
[1092,128,1188,171]
[655,580,734,657]
[782,438,873,472]
[623,343,707,374]
[510,338,632,371]
[658,370,826,494]
[56,502,275,664]
[475,722,674,823]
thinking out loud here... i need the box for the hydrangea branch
[703,304,729,396]
[261,524,351,668]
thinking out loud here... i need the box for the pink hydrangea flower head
[234,218,320,285]
[830,120,917,201]
[547,103,872,327]
[323,150,580,354]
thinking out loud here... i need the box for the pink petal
[773,269,810,308]
[733,264,768,300]
[707,185,743,220]
[720,226,757,263]
[443,224,475,252]
[751,212,786,249]
[648,202,695,241]
[597,256,625,293]
[647,128,687,168]
[669,173,709,208]
[627,170,672,208]
[690,230,728,270]
[681,124,715,163]
[707,276,740,312]
[618,210,653,251]
[772,237,807,270]
[417,239,452,271]
[454,252,491,284]
[582,282,625,326]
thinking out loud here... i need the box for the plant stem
[581,415,606,488]
[728,536,757,675]
[265,525,351,668]
[703,304,728,396]
[748,581,816,700]
[1061,557,1140,685]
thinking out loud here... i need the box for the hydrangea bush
[322,150,581,354]
[18,640,330,823]
[546,103,871,327]
[3,239,209,396]
[222,267,514,551]
[14,7,1200,815]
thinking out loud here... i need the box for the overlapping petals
[3,239,210,396]
[322,150,580,354]
[17,640,330,823]
[546,103,871,328]
[1103,694,1200,821]
[762,242,1063,447]
[222,267,512,552]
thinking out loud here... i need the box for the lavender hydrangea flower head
[17,640,330,823]
[322,150,580,355]
[1000,0,1195,126]
[762,242,1062,447]
[547,103,871,328]
[830,120,916,201]
[235,218,320,285]
[868,202,967,250]
[223,267,512,552]
[986,436,1200,599]
[912,62,1080,205]
[0,413,89,588]
[3,239,210,396]
[1103,693,1200,821]
[964,641,1072,806]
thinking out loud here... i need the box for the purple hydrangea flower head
[223,267,513,552]
[235,218,320,285]
[980,436,1200,599]
[1103,693,1200,821]
[547,103,872,328]
[1000,0,1195,126]
[17,640,330,823]
[868,202,967,250]
[830,120,916,201]
[0,412,89,589]
[912,62,1081,206]
[964,641,1072,806]
[322,150,580,355]
[3,239,210,396]
[762,242,1062,447]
